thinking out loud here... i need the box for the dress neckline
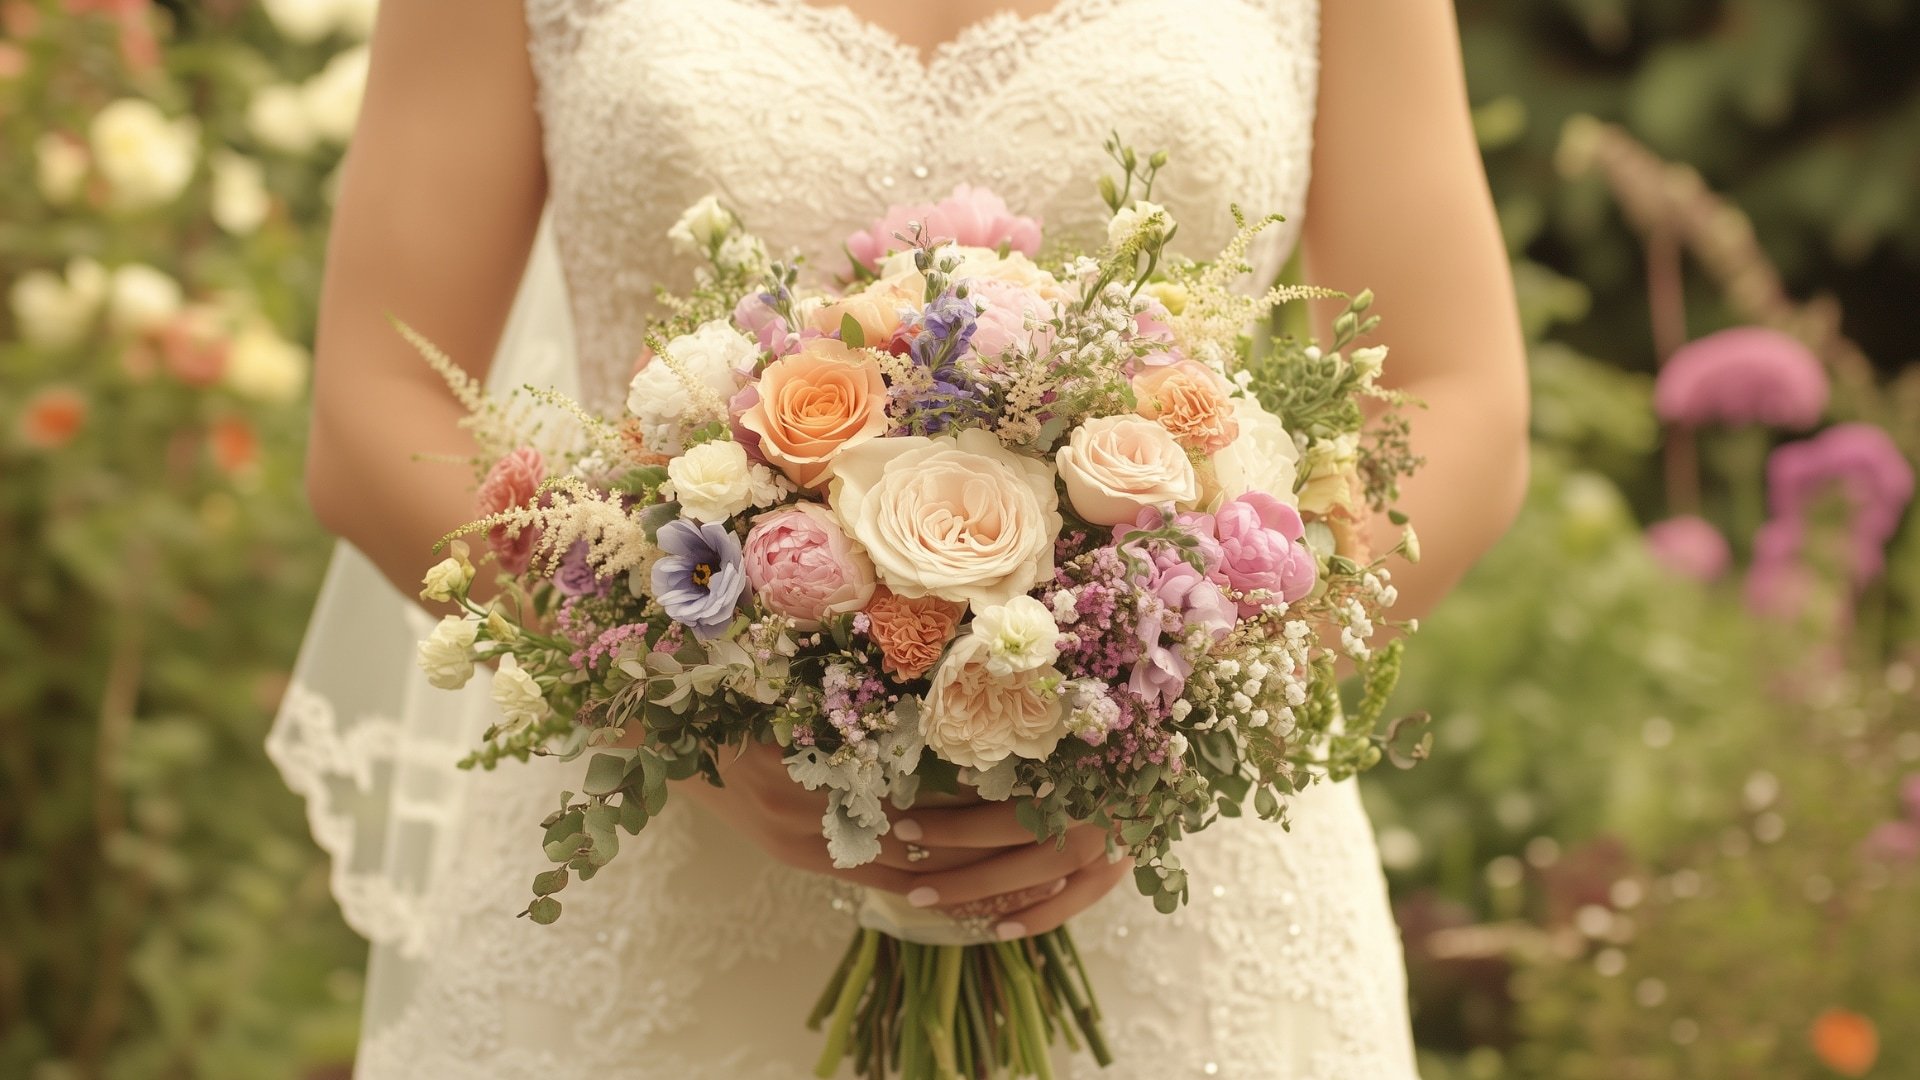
[762,0,1113,73]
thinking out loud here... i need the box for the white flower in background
[89,99,199,211]
[490,653,549,733]
[34,134,89,206]
[1211,394,1301,506]
[667,194,736,256]
[968,596,1061,677]
[247,84,317,154]
[1106,199,1170,249]
[416,615,480,690]
[224,321,311,404]
[210,151,271,235]
[715,232,768,275]
[664,439,755,524]
[9,259,108,350]
[334,0,379,38]
[626,320,753,453]
[107,264,183,337]
[302,46,371,144]
[261,0,338,43]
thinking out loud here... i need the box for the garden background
[2,1,1916,1077]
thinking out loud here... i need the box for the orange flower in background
[208,416,259,475]
[20,386,88,449]
[157,307,230,388]
[1811,1008,1879,1076]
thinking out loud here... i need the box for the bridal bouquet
[411,139,1425,1079]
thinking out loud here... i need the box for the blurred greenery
[1,1,1916,1078]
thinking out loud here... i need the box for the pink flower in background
[1765,423,1914,583]
[1862,821,1920,863]
[742,504,878,629]
[1654,327,1829,429]
[476,447,545,575]
[1133,296,1176,344]
[1213,492,1318,613]
[1644,515,1732,581]
[964,276,1055,360]
[1744,516,1814,617]
[845,185,1042,273]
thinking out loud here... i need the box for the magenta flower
[1654,327,1829,429]
[1644,515,1732,582]
[1765,423,1914,583]
[845,185,1043,273]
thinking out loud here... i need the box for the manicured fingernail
[893,819,924,842]
[995,921,1027,941]
[1049,878,1068,896]
[908,886,940,908]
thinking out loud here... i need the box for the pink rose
[742,504,878,629]
[964,276,1056,360]
[1213,491,1317,615]
[476,447,544,576]
[846,185,1043,273]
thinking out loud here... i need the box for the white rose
[1106,200,1170,249]
[419,553,474,603]
[1054,414,1198,526]
[666,440,755,524]
[302,46,370,144]
[261,0,339,42]
[9,259,108,350]
[667,194,736,257]
[225,322,310,404]
[416,615,480,690]
[968,595,1061,677]
[922,634,1067,770]
[1210,395,1301,507]
[828,428,1061,611]
[625,319,753,454]
[1297,433,1362,516]
[89,99,198,211]
[35,134,89,206]
[490,653,549,733]
[211,150,271,235]
[247,85,317,154]
[334,0,378,38]
[107,264,183,337]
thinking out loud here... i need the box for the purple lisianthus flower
[734,291,799,358]
[1129,643,1191,708]
[650,518,747,638]
[554,539,607,598]
[1114,506,1224,577]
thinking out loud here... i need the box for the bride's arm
[305,0,546,600]
[1303,0,1531,622]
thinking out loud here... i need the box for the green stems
[814,929,881,1078]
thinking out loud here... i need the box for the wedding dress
[268,1,1422,1076]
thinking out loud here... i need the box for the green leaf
[583,752,630,796]
[532,868,569,896]
[1133,865,1161,895]
[526,897,562,924]
[840,313,865,349]
[619,795,648,835]
[1152,890,1180,915]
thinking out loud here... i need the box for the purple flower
[1654,327,1828,429]
[1129,642,1191,707]
[1758,423,1915,588]
[907,290,981,376]
[650,518,747,638]
[1644,515,1731,582]
[734,291,799,358]
[554,540,607,598]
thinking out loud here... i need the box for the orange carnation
[864,586,964,681]
[1131,358,1239,454]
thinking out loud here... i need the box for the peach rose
[828,428,1060,610]
[864,586,964,680]
[808,280,913,348]
[922,633,1067,770]
[738,339,889,489]
[1132,359,1240,454]
[1054,415,1198,526]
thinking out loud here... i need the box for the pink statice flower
[1654,326,1828,429]
[845,185,1042,273]
[476,447,545,575]
[1644,515,1732,582]
[1765,423,1914,583]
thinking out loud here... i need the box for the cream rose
[1210,395,1301,507]
[666,439,756,523]
[89,99,198,211]
[247,85,316,154]
[828,428,1060,610]
[107,264,182,337]
[225,322,310,404]
[1297,433,1362,516]
[211,151,271,235]
[1054,414,1198,526]
[35,134,89,206]
[921,633,1068,770]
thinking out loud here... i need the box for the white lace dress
[268,1,1422,1076]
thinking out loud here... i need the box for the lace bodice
[272,2,1423,1076]
[525,0,1321,410]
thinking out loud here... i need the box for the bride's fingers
[903,825,1107,909]
[871,833,1000,874]
[890,802,1054,849]
[989,853,1134,939]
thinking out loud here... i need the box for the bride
[274,0,1527,1076]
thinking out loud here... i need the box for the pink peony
[1654,326,1829,429]
[476,447,545,576]
[964,276,1056,360]
[742,503,877,629]
[845,185,1043,273]
[1212,492,1318,615]
[1644,515,1732,582]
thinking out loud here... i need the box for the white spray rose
[490,653,549,733]
[89,99,198,211]
[968,595,1061,677]
[1106,200,1170,249]
[665,440,756,524]
[667,194,736,256]
[9,259,108,350]
[35,134,89,206]
[107,264,183,338]
[224,322,310,404]
[1210,394,1301,507]
[625,319,753,454]
[302,47,370,144]
[248,85,317,154]
[416,615,481,690]
[211,151,271,235]
[419,552,475,603]
[1296,433,1362,516]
